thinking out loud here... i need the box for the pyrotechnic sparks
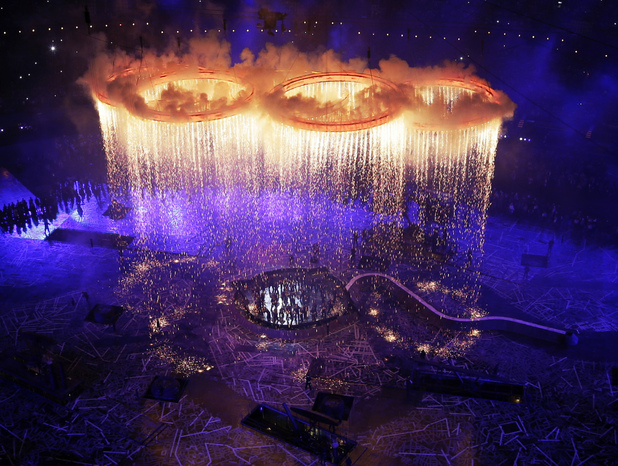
[468,307,487,320]
[261,72,401,215]
[90,52,512,220]
[405,78,506,273]
[96,67,260,194]
[415,280,489,319]
[87,40,515,302]
[378,326,401,343]
[149,315,170,333]
[414,329,482,360]
[148,343,214,377]
[290,366,309,383]
[418,281,440,293]
[266,72,403,131]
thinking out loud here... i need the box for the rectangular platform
[46,228,134,249]
[408,368,525,404]
[242,403,357,465]
[0,357,82,405]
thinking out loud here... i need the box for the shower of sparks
[290,365,309,383]
[148,343,214,377]
[414,331,483,360]
[416,279,489,319]
[149,315,170,333]
[94,67,511,309]
[407,80,503,265]
[417,281,440,293]
[97,101,261,195]
[265,72,407,215]
[95,70,504,235]
[265,118,407,214]
[468,307,487,320]
[375,326,402,343]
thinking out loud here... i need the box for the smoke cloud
[81,33,515,125]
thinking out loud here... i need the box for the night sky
[1,1,617,147]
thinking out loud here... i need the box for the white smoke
[81,34,515,124]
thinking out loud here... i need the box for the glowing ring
[268,72,403,132]
[95,67,254,122]
[407,78,503,130]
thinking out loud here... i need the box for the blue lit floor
[1,174,618,464]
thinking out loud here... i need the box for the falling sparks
[468,307,487,320]
[91,58,513,304]
[375,325,403,344]
[96,70,261,195]
[94,68,507,222]
[414,331,482,360]
[263,72,407,214]
[416,343,432,354]
[406,79,505,272]
[290,366,309,383]
[418,281,440,293]
[149,315,170,333]
[148,343,214,377]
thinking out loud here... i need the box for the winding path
[345,272,576,345]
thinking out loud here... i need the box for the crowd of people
[490,140,618,246]
[237,272,350,329]
[0,180,108,235]
[488,189,617,245]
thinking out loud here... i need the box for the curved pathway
[346,272,576,345]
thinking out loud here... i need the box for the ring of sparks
[268,72,404,132]
[409,78,503,129]
[95,67,254,122]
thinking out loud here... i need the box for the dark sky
[1,0,617,151]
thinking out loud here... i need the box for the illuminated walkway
[346,272,576,345]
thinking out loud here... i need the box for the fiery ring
[407,78,504,129]
[95,67,254,122]
[268,72,404,132]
